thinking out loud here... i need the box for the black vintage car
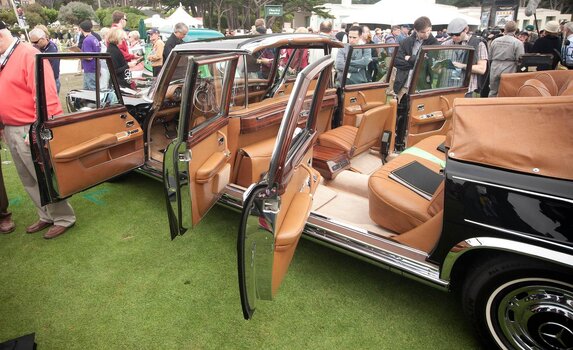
[33,34,573,350]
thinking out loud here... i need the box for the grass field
[0,151,481,349]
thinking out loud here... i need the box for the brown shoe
[26,220,52,233]
[43,224,71,239]
[0,216,15,234]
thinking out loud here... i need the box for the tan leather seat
[534,73,559,96]
[517,79,552,97]
[317,101,397,157]
[368,153,443,234]
[235,137,276,188]
[408,135,447,160]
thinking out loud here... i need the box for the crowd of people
[0,11,572,240]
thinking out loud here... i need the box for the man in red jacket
[0,21,76,239]
[111,10,140,62]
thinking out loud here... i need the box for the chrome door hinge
[40,129,53,141]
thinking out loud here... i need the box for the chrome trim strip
[451,175,573,204]
[465,219,573,251]
[305,215,448,289]
[217,190,448,289]
[441,237,573,281]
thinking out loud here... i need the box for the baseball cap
[447,18,467,35]
[0,21,7,30]
[544,21,559,34]
[525,24,534,31]
[148,28,160,35]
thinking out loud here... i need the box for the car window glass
[230,56,247,110]
[414,48,471,92]
[338,44,396,87]
[245,52,272,105]
[48,57,122,120]
[190,60,228,129]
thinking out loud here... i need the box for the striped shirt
[441,37,488,93]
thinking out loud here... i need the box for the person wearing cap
[562,21,573,69]
[441,18,488,97]
[163,22,188,63]
[532,21,563,70]
[147,28,164,77]
[79,19,101,90]
[525,24,538,43]
[0,20,76,239]
[518,31,534,53]
[488,21,524,97]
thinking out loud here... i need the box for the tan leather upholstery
[449,96,573,181]
[235,137,276,188]
[316,125,357,154]
[318,103,396,157]
[410,135,447,160]
[498,70,573,97]
[559,79,573,96]
[368,153,443,233]
[272,158,320,296]
[392,210,443,253]
[517,79,552,97]
[534,73,559,96]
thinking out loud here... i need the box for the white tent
[167,6,203,28]
[144,14,167,28]
[344,0,479,26]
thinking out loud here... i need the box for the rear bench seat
[368,136,445,234]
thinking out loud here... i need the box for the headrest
[534,73,558,96]
[558,79,573,96]
[517,79,551,97]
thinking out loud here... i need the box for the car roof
[173,33,344,55]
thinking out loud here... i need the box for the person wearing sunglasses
[29,27,61,93]
[111,10,140,63]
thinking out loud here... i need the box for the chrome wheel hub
[489,278,573,350]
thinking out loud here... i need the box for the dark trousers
[0,149,10,216]
[153,66,162,77]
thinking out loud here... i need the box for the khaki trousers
[4,125,75,227]
[0,149,10,217]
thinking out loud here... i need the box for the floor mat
[350,151,383,175]
[312,184,337,211]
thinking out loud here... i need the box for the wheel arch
[441,237,573,291]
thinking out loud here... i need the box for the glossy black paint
[429,158,573,264]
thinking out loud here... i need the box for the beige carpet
[312,184,338,211]
[324,170,370,198]
[350,152,383,175]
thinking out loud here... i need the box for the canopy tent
[144,14,166,28]
[344,0,479,26]
[167,6,203,28]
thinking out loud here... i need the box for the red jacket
[0,41,62,126]
[111,23,136,61]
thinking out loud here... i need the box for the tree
[58,2,96,25]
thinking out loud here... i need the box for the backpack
[467,35,490,97]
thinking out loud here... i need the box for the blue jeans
[83,72,96,90]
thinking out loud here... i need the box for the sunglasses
[31,38,44,44]
[448,32,462,36]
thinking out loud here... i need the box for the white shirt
[0,37,17,67]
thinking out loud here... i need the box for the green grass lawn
[0,152,481,349]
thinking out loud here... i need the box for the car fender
[440,236,573,282]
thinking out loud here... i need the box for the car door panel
[46,109,144,197]
[164,54,239,238]
[189,124,231,225]
[405,46,474,148]
[238,55,333,319]
[406,90,464,146]
[33,53,144,204]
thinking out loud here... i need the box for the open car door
[405,46,474,147]
[238,56,333,319]
[163,54,239,239]
[32,53,145,206]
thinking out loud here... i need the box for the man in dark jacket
[393,16,438,101]
[163,22,189,62]
[392,16,438,150]
[532,21,562,70]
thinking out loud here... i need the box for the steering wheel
[193,78,217,114]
